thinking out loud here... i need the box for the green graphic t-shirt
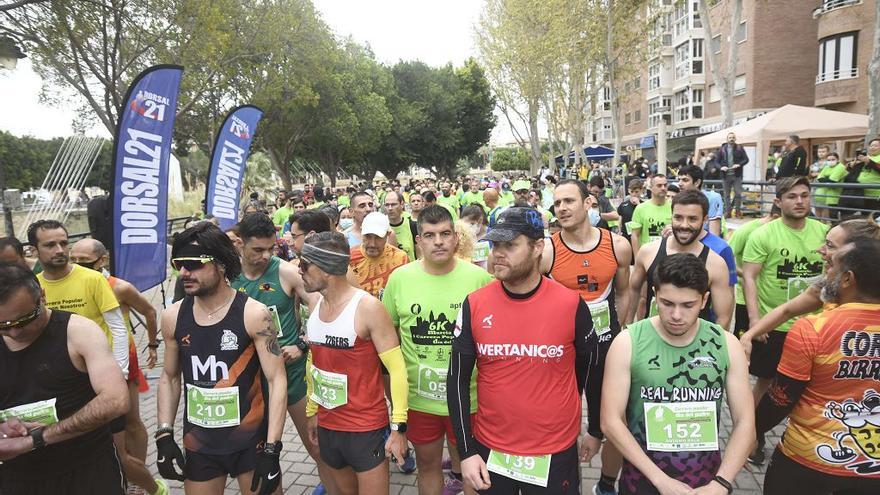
[382,260,493,415]
[628,200,672,247]
[389,213,417,261]
[743,218,828,332]
[727,218,766,306]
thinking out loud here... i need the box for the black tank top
[175,291,267,454]
[0,310,111,478]
[644,237,713,321]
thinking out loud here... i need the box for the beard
[672,226,701,246]
[817,276,840,303]
[494,257,535,284]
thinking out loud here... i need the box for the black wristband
[713,475,733,494]
[296,340,309,352]
[155,426,174,439]
[147,342,160,349]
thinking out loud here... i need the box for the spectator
[617,179,644,243]
[704,152,721,181]
[856,136,880,213]
[777,134,808,178]
[589,176,620,226]
[813,152,847,220]
[716,132,749,218]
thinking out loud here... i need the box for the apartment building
[588,0,871,161]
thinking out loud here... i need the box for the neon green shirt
[728,218,766,305]
[337,195,350,207]
[382,260,493,415]
[461,191,484,209]
[437,193,460,213]
[814,163,848,206]
[627,200,672,247]
[742,218,828,332]
[858,155,880,199]
[272,206,292,227]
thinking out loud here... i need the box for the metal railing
[816,67,859,84]
[813,0,862,18]
[702,179,880,223]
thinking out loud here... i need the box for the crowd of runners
[1,166,880,495]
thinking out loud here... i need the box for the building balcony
[812,0,862,18]
[816,67,859,84]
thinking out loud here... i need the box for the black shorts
[318,426,388,473]
[733,303,749,338]
[473,437,579,495]
[109,414,126,434]
[1,443,125,495]
[184,445,261,482]
[749,330,787,379]
[764,448,880,495]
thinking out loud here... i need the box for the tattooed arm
[244,299,287,443]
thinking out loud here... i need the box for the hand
[579,434,601,462]
[653,475,696,495]
[629,196,640,205]
[0,435,33,461]
[156,434,186,481]
[0,417,41,439]
[720,166,728,172]
[857,154,870,164]
[147,347,158,369]
[250,444,283,495]
[384,430,408,467]
[693,480,729,495]
[307,414,319,448]
[661,224,673,238]
[461,453,492,491]
[281,345,303,364]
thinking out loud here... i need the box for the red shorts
[127,340,142,386]
[408,410,475,446]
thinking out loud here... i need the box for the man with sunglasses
[230,212,335,493]
[156,223,288,495]
[69,238,164,495]
[0,263,130,494]
[28,220,130,398]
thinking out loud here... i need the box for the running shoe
[593,483,617,495]
[126,486,145,495]
[311,483,327,495]
[442,474,464,495]
[400,451,417,474]
[748,444,766,466]
[152,479,168,495]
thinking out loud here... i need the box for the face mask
[588,208,601,227]
[469,223,481,237]
[340,218,354,230]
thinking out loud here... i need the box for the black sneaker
[748,444,766,466]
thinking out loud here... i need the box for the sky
[0,1,518,143]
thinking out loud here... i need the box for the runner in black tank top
[645,237,712,321]
[0,263,129,495]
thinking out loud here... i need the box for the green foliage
[0,131,113,191]
[490,148,530,172]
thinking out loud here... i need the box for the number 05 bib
[644,401,719,452]
[186,385,241,428]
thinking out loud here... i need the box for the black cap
[482,207,545,242]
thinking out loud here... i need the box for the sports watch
[29,426,46,450]
[264,441,283,454]
[390,422,407,433]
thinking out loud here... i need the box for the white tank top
[306,289,367,349]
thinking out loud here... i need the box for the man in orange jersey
[348,212,409,299]
[757,238,880,494]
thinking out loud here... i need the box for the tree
[490,147,530,172]
[699,0,743,129]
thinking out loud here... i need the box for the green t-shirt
[627,200,672,247]
[337,195,350,207]
[859,155,880,199]
[272,206,293,227]
[742,218,828,332]
[815,163,848,206]
[437,193,460,214]
[461,191,485,209]
[727,218,766,306]
[389,213,418,261]
[382,260,493,415]
[498,191,515,207]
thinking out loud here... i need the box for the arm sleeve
[742,229,768,265]
[378,346,408,424]
[103,308,130,379]
[448,297,479,459]
[576,299,603,439]
[755,373,808,438]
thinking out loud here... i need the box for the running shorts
[733,303,749,338]
[184,444,261,482]
[127,340,141,386]
[408,410,475,446]
[748,330,787,379]
[317,426,388,473]
[473,437,579,495]
[0,443,125,495]
[764,448,880,495]
[286,356,307,405]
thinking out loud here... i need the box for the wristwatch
[155,423,174,439]
[295,340,309,352]
[390,422,407,433]
[29,426,46,450]
[263,441,283,455]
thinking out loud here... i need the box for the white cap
[362,212,390,238]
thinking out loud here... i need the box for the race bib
[787,276,820,300]
[186,385,240,428]
[487,450,551,487]
[473,241,490,263]
[417,365,447,401]
[644,401,719,452]
[310,366,348,409]
[588,300,612,336]
[0,398,59,425]
[267,305,283,338]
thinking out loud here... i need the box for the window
[692,89,703,119]
[674,41,690,79]
[709,84,720,103]
[633,77,641,89]
[634,110,642,123]
[602,87,611,110]
[673,0,689,37]
[736,21,747,43]
[692,39,703,74]
[692,1,701,28]
[712,34,721,54]
[625,112,632,125]
[817,32,859,82]
[648,98,670,128]
[649,63,661,90]
[674,89,690,123]
[734,74,747,95]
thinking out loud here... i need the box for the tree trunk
[528,97,542,175]
[866,0,880,146]
[267,148,291,191]
[606,0,622,168]
[699,0,742,129]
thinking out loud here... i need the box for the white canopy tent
[694,104,868,178]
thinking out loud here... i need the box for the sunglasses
[0,305,42,331]
[171,256,214,272]
[74,259,101,270]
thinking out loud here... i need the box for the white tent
[694,104,868,177]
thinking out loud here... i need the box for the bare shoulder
[244,296,270,321]
[610,232,632,260]
[358,292,386,315]
[161,300,183,323]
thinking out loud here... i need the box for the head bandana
[301,243,350,276]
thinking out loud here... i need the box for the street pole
[657,107,670,177]
[0,161,15,238]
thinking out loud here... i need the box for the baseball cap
[482,207,545,242]
[512,179,531,192]
[362,212,390,238]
